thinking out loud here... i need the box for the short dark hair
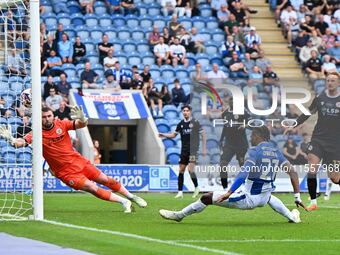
[252,126,270,141]
[181,104,192,111]
[42,106,53,113]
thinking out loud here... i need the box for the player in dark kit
[159,105,206,199]
[286,72,340,211]
[219,97,250,189]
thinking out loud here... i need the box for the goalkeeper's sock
[105,177,134,199]
[268,195,294,221]
[94,188,126,203]
[177,199,207,219]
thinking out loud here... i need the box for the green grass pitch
[0,193,339,255]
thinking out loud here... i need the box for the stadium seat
[64,26,76,38]
[10,82,24,93]
[70,13,84,26]
[63,64,77,78]
[175,66,189,79]
[16,147,33,164]
[7,117,23,125]
[94,2,107,15]
[206,17,218,30]
[128,52,142,66]
[115,52,128,65]
[99,14,112,27]
[131,28,145,41]
[77,26,90,40]
[83,38,95,52]
[57,13,71,26]
[42,4,53,14]
[209,54,223,66]
[139,15,153,29]
[86,51,99,64]
[136,39,149,53]
[137,3,148,16]
[200,5,212,17]
[117,27,131,40]
[141,52,155,65]
[126,15,139,28]
[1,147,16,163]
[9,76,23,83]
[85,14,98,27]
[166,147,180,164]
[155,119,170,133]
[67,1,81,13]
[112,14,126,27]
[162,138,176,149]
[178,17,192,30]
[152,16,166,29]
[0,82,10,91]
[205,42,218,55]
[161,65,175,80]
[192,17,205,30]
[123,39,137,52]
[90,27,104,41]
[43,13,57,27]
[196,53,210,67]
[148,3,161,16]
[163,105,178,119]
[206,135,219,150]
[199,28,211,41]
[212,29,225,42]
[186,52,196,66]
[149,66,161,79]
[104,28,117,41]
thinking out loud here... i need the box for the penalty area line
[170,239,340,243]
[42,220,241,255]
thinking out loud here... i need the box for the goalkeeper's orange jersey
[25,119,87,175]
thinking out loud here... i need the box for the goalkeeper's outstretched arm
[0,125,26,148]
[71,105,88,129]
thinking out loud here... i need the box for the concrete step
[249,6,274,18]
[262,44,294,55]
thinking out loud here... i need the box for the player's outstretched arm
[70,105,88,129]
[159,132,177,139]
[0,125,26,148]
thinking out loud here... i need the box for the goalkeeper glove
[294,193,308,211]
[70,105,88,123]
[0,125,16,146]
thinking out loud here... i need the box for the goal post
[0,0,43,221]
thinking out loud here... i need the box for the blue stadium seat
[178,17,192,30]
[212,29,225,42]
[0,82,10,91]
[63,65,76,78]
[7,117,23,125]
[136,3,147,16]
[57,13,71,26]
[199,28,211,41]
[112,14,126,27]
[148,3,161,16]
[15,39,28,50]
[123,39,137,52]
[126,14,139,28]
[77,26,90,40]
[2,147,16,163]
[94,2,107,15]
[43,13,57,27]
[42,5,53,14]
[155,119,170,133]
[131,28,145,41]
[83,38,95,52]
[64,26,76,38]
[174,66,189,79]
[163,138,176,149]
[127,52,142,66]
[186,52,196,66]
[99,14,112,27]
[149,66,161,79]
[113,40,123,51]
[16,147,33,164]
[139,15,153,29]
[141,52,155,65]
[90,27,104,41]
[71,13,85,26]
[200,6,212,17]
[115,52,128,65]
[10,82,24,93]
[67,1,80,13]
[117,27,131,40]
[192,17,205,30]
[166,147,180,164]
[152,16,166,29]
[196,53,210,67]
[163,105,178,119]
[85,14,98,27]
[104,27,117,41]
[86,51,99,64]
[206,17,218,29]
[136,39,149,53]
[161,65,175,79]
[9,76,23,83]
[205,42,218,55]
[209,54,223,66]
[206,135,219,150]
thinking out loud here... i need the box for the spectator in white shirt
[170,37,189,67]
[280,5,297,26]
[153,36,171,66]
[207,63,227,79]
[103,49,118,71]
[322,54,337,74]
[7,49,26,76]
[45,87,63,111]
[161,0,176,16]
[245,27,261,48]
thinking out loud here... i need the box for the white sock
[310,199,317,205]
[325,178,333,197]
[268,195,294,221]
[177,200,207,218]
[110,193,129,204]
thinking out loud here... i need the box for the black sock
[190,172,198,188]
[178,173,184,191]
[220,169,228,189]
[307,174,317,200]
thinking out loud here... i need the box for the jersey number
[259,158,279,181]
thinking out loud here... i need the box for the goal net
[0,0,42,221]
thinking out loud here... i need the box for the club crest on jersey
[321,101,324,105]
[234,115,239,119]
[308,144,313,151]
[189,123,193,128]
[69,180,74,186]
[56,128,62,135]
[336,102,340,108]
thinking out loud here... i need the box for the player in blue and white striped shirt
[160,126,307,223]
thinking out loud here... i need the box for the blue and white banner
[73,92,149,120]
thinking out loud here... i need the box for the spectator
[299,133,310,160]
[228,51,248,79]
[103,49,118,71]
[217,4,230,30]
[321,28,336,50]
[280,5,297,26]
[162,26,173,45]
[315,14,329,36]
[16,115,32,139]
[79,0,94,14]
[245,26,261,48]
[224,13,239,35]
[190,27,205,53]
[328,16,340,35]
[274,0,291,26]
[0,96,8,116]
[299,39,318,65]
[210,0,227,18]
[305,50,325,80]
[248,65,263,85]
[160,84,172,105]
[111,61,132,88]
[286,17,300,47]
[169,14,182,38]
[93,140,102,164]
[154,36,171,66]
[300,15,315,34]
[309,30,323,51]
[290,0,304,12]
[140,65,152,84]
[246,41,260,59]
[232,25,246,52]
[54,100,71,120]
[80,62,99,89]
[179,27,193,52]
[175,0,192,17]
[46,87,63,111]
[221,35,241,64]
[293,30,309,56]
[42,35,58,61]
[148,25,161,51]
[256,50,272,72]
[191,62,207,81]
[5,11,16,43]
[161,0,176,16]
[54,23,64,43]
[171,78,187,107]
[322,55,337,74]
[43,50,63,77]
[98,34,114,65]
[43,75,58,100]
[243,52,255,71]
[103,70,121,91]
[121,0,139,15]
[170,37,189,67]
[296,4,309,22]
[327,40,340,63]
[143,79,163,117]
[56,73,71,100]
[105,0,123,14]
[263,65,280,93]
[283,138,307,165]
[131,72,143,90]
[207,63,227,79]
[58,33,73,64]
[73,36,87,65]
[7,49,26,76]
[231,2,247,25]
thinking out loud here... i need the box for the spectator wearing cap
[305,50,325,81]
[103,69,121,91]
[80,62,99,89]
[245,26,261,48]
[103,49,118,71]
[171,78,187,107]
[299,39,318,66]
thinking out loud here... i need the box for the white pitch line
[42,220,241,255]
[170,239,340,243]
[287,204,340,209]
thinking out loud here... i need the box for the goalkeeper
[0,106,147,213]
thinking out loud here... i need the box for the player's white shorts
[212,190,271,210]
